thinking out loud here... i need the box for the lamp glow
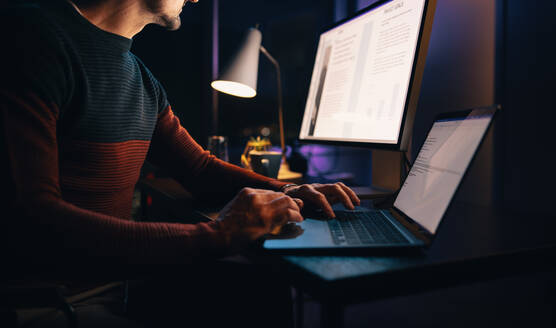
[211,26,302,181]
[211,80,256,98]
[211,28,262,98]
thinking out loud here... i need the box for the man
[1,0,359,326]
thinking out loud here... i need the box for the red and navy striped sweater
[0,1,286,271]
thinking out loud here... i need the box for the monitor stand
[352,149,407,200]
[317,171,395,199]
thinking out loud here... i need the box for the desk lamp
[211,26,301,180]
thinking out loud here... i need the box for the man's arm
[146,106,361,216]
[146,106,289,203]
[1,92,229,269]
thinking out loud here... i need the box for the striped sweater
[0,1,286,272]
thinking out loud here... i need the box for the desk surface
[138,178,556,305]
[258,202,556,304]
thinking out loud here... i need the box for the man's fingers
[303,188,335,218]
[286,208,304,223]
[337,182,361,206]
[292,198,304,210]
[281,196,304,212]
[271,195,302,212]
[240,187,282,196]
[269,226,282,235]
[269,208,303,235]
[325,184,355,210]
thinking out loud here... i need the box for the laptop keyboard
[327,211,409,245]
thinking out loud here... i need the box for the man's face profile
[148,0,199,31]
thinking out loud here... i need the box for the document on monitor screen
[300,0,426,144]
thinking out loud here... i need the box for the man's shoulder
[128,53,169,110]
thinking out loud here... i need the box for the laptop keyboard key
[328,210,409,245]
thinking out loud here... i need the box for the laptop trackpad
[263,219,332,249]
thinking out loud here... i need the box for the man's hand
[283,183,360,218]
[217,188,304,242]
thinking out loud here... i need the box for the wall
[415,0,496,205]
[499,0,556,213]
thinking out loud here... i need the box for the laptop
[263,107,498,252]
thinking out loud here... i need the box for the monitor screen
[299,0,429,147]
[393,109,495,234]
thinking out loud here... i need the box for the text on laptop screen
[394,110,494,234]
[299,0,426,144]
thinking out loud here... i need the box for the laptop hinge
[389,208,431,244]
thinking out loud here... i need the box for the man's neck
[66,0,149,39]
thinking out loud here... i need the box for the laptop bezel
[388,106,500,245]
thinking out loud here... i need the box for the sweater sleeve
[1,91,233,269]
[146,106,288,203]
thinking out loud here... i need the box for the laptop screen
[393,108,495,234]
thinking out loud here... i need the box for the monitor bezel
[298,0,437,151]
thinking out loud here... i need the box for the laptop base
[351,186,394,200]
[262,217,425,255]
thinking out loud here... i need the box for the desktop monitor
[299,0,436,151]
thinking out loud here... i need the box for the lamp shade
[211,28,262,98]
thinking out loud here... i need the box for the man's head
[145,0,199,31]
[68,0,200,38]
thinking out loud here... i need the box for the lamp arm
[260,46,286,162]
